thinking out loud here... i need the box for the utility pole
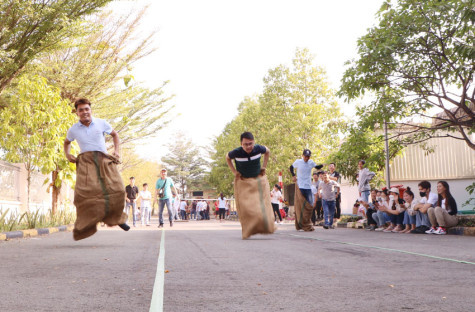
[384,119,391,189]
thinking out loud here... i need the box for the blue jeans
[125,200,137,225]
[361,190,370,203]
[191,209,196,220]
[159,199,172,225]
[322,199,336,226]
[416,211,431,227]
[299,188,313,204]
[403,211,416,225]
[372,210,390,227]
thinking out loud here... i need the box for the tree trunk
[51,170,61,215]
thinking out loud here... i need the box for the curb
[1,224,74,241]
[447,226,475,236]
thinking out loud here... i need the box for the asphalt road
[1,218,475,312]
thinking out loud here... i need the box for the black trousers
[334,193,341,219]
[367,208,377,225]
[312,201,323,224]
[272,203,282,221]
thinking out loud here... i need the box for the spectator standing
[357,160,375,203]
[218,193,227,222]
[125,177,139,227]
[425,181,458,235]
[411,180,437,233]
[191,200,197,220]
[137,183,152,226]
[311,171,323,225]
[318,172,340,229]
[271,184,284,224]
[155,168,178,228]
[179,199,187,220]
[328,163,342,219]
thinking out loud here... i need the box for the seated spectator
[401,187,417,233]
[379,187,405,232]
[425,181,458,235]
[362,189,379,230]
[373,189,391,231]
[411,180,437,234]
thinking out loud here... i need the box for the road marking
[281,232,475,265]
[150,229,165,312]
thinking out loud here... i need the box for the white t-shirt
[441,199,446,210]
[139,190,152,208]
[420,192,438,207]
[179,201,187,211]
[270,190,282,204]
[218,197,226,208]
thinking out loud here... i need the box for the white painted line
[149,229,165,312]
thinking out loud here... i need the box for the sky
[108,0,385,162]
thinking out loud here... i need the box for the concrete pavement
[1,218,474,312]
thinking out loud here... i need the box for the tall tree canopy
[209,48,345,195]
[339,0,475,150]
[0,0,112,95]
[161,133,208,197]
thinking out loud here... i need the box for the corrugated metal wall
[390,136,475,181]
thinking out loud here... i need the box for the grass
[0,207,76,233]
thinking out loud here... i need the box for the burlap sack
[234,173,276,239]
[294,184,314,231]
[73,151,127,240]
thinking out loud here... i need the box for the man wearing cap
[290,149,323,204]
[155,169,179,228]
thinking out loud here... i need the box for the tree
[326,124,404,187]
[34,8,175,148]
[339,0,475,150]
[0,0,112,95]
[0,75,75,210]
[209,48,345,195]
[161,133,208,197]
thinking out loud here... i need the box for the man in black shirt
[226,132,270,178]
[125,177,139,227]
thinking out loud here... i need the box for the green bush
[0,207,76,233]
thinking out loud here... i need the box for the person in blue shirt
[155,168,178,228]
[290,149,323,204]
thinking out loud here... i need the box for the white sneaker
[434,227,447,235]
[274,221,278,224]
[425,227,437,234]
[279,221,284,224]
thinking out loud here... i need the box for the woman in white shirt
[425,181,458,235]
[217,193,227,223]
[270,184,283,224]
[401,187,417,233]
[380,187,406,232]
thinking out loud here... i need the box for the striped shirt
[228,145,267,178]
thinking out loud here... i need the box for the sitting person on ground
[411,180,437,234]
[373,189,392,231]
[379,187,405,233]
[425,181,458,235]
[362,189,379,230]
[400,187,417,234]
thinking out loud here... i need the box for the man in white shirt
[411,180,437,233]
[137,183,152,226]
[289,149,323,204]
[179,199,187,220]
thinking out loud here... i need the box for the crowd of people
[357,180,458,235]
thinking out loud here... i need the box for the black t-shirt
[228,144,267,178]
[125,185,139,200]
